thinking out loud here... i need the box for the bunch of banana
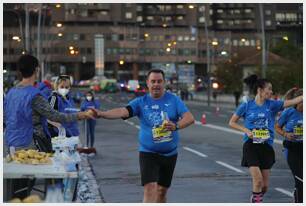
[11,149,52,165]
[9,194,41,203]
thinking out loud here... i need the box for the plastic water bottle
[59,126,66,138]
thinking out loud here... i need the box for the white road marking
[295,175,303,182]
[135,125,140,129]
[275,188,293,197]
[215,161,245,174]
[195,121,282,145]
[183,147,207,158]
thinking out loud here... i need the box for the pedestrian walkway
[186,93,237,110]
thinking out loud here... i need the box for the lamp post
[203,4,211,107]
[259,3,267,78]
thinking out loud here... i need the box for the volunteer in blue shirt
[94,69,195,203]
[49,75,80,137]
[4,54,94,199]
[229,74,302,203]
[81,91,101,148]
[275,88,303,203]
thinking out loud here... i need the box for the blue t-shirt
[235,99,284,145]
[278,107,303,142]
[128,92,189,156]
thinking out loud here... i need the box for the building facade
[3,3,303,82]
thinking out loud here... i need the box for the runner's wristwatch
[175,123,180,131]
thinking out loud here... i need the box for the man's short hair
[17,54,39,78]
[147,69,165,80]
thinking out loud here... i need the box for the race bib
[152,126,172,143]
[252,129,270,144]
[293,126,303,141]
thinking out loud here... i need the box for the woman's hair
[54,76,71,90]
[284,87,303,100]
[243,74,270,95]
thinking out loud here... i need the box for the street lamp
[283,36,289,41]
[57,33,63,37]
[119,60,125,65]
[12,36,21,41]
[56,23,62,28]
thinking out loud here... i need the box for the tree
[267,40,302,94]
[213,57,243,94]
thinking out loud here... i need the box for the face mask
[86,96,93,101]
[58,88,69,96]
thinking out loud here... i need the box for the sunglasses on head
[56,75,73,84]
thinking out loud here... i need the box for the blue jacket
[4,86,40,148]
[49,92,80,137]
[80,99,101,123]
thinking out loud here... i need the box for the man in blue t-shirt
[95,69,195,203]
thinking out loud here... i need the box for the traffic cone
[201,114,207,125]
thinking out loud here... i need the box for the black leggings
[284,141,303,203]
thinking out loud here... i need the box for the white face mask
[86,96,93,101]
[58,88,69,96]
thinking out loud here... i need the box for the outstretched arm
[96,107,129,119]
[283,95,302,108]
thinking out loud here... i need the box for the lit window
[209,9,213,15]
[165,5,172,11]
[177,5,184,9]
[234,9,240,14]
[199,17,205,23]
[184,36,190,41]
[70,9,75,15]
[234,20,240,24]
[275,13,285,21]
[265,20,272,26]
[137,16,143,22]
[245,40,250,46]
[217,20,224,24]
[224,38,230,44]
[125,12,133,19]
[199,6,205,12]
[80,10,88,17]
[137,6,143,11]
[217,9,223,14]
[233,40,238,46]
[190,36,196,41]
[265,10,271,15]
[247,19,253,24]
[147,16,153,20]
[178,36,183,41]
[166,16,172,21]
[245,9,252,13]
[228,20,234,25]
[177,16,184,20]
[250,40,255,46]
[100,11,108,15]
[286,13,297,21]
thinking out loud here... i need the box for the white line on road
[295,175,303,182]
[215,161,245,174]
[135,125,140,129]
[275,188,293,197]
[183,147,207,158]
[194,121,282,145]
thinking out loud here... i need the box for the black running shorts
[241,140,275,169]
[139,152,177,188]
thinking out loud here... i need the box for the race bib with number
[152,126,172,143]
[293,126,303,141]
[252,129,270,144]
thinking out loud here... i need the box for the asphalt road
[80,92,295,203]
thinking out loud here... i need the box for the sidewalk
[186,93,237,110]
